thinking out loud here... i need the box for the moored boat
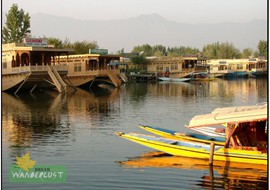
[116,132,266,165]
[158,77,191,82]
[116,104,267,165]
[139,124,225,145]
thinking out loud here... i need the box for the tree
[131,55,147,65]
[72,40,99,54]
[202,43,220,59]
[257,40,267,58]
[241,48,253,58]
[132,44,153,56]
[202,42,240,59]
[2,4,31,43]
[46,37,64,48]
[218,42,241,59]
[116,48,125,55]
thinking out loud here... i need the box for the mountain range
[3,13,267,53]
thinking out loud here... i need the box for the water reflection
[2,87,121,157]
[2,79,267,190]
[153,79,266,99]
[2,92,74,157]
[125,79,267,104]
[66,87,121,125]
[117,151,268,190]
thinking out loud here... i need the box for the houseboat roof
[58,53,121,59]
[186,104,267,128]
[2,43,74,53]
[207,59,249,65]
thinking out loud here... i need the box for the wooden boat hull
[116,132,267,165]
[2,72,31,91]
[138,124,225,146]
[66,75,96,87]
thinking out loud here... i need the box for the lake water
[2,78,268,189]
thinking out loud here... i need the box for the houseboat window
[171,64,177,70]
[157,65,163,71]
[74,63,81,72]
[2,62,7,69]
[237,64,243,69]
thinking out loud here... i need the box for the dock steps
[47,65,67,93]
[120,73,128,82]
[107,70,122,87]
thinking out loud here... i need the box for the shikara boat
[116,104,267,165]
[158,77,191,82]
[138,124,225,146]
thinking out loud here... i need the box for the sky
[2,0,268,24]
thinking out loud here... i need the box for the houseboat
[247,58,267,77]
[2,40,126,94]
[141,54,207,79]
[208,59,249,78]
[55,53,125,88]
[2,39,74,93]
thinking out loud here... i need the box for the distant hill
[3,13,267,53]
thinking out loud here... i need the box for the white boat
[158,77,191,82]
[188,126,225,137]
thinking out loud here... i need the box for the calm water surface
[2,78,268,189]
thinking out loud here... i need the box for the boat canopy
[187,104,267,128]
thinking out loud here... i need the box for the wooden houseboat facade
[208,59,249,78]
[247,58,267,77]
[144,54,207,78]
[2,40,125,94]
[56,53,124,88]
[2,40,74,93]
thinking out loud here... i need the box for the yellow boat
[116,104,268,166]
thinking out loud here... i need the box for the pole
[209,142,215,165]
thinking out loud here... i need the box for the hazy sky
[3,0,267,24]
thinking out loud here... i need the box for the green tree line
[3,4,268,59]
[45,37,99,54]
[130,41,267,59]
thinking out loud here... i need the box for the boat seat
[231,146,258,151]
